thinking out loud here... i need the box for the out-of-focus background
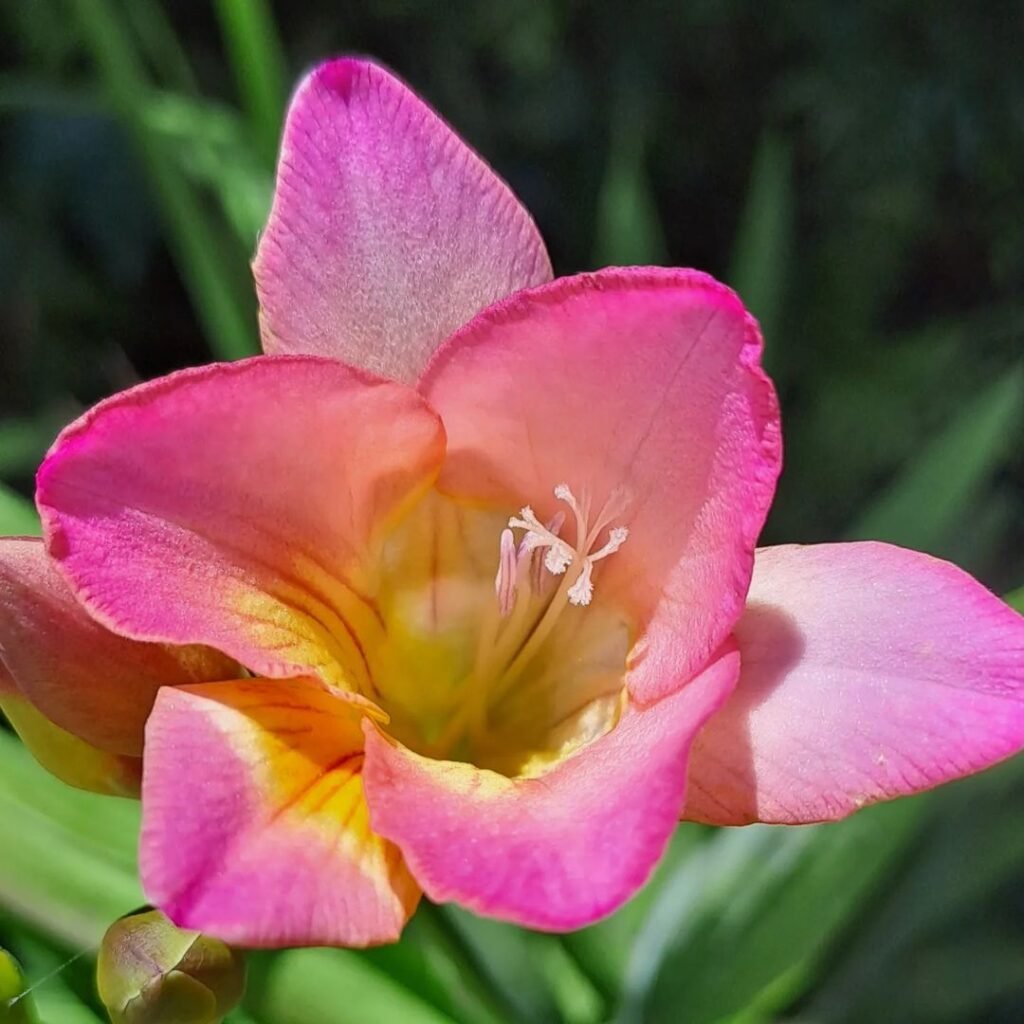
[1,2,1022,1022]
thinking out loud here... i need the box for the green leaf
[8,938,100,1024]
[614,799,928,1024]
[141,91,272,247]
[0,730,142,949]
[847,365,1023,552]
[70,0,258,362]
[122,0,199,95]
[213,0,288,165]
[0,416,63,479]
[593,86,666,267]
[434,907,601,1024]
[795,757,1024,1024]
[245,949,456,1024]
[728,132,794,367]
[0,488,39,537]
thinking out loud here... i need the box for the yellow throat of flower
[367,483,633,778]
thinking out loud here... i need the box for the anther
[567,561,595,606]
[494,528,518,616]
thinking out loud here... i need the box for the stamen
[587,486,633,547]
[590,526,629,562]
[494,528,518,616]
[501,482,630,612]
[531,511,565,592]
[554,482,588,548]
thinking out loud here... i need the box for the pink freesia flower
[2,58,1023,948]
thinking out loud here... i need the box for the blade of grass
[142,90,272,246]
[69,0,258,361]
[0,487,39,536]
[213,0,287,164]
[244,949,456,1024]
[0,78,271,250]
[430,909,581,1024]
[614,799,928,1024]
[10,938,100,1024]
[123,0,199,95]
[593,82,666,267]
[728,132,794,370]
[847,365,1023,551]
[358,905,524,1024]
[794,756,1024,1024]
[0,415,66,478]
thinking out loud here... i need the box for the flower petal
[142,677,419,948]
[38,357,445,690]
[420,269,780,702]
[254,58,552,381]
[362,645,738,930]
[0,537,233,755]
[0,689,141,796]
[684,543,1024,824]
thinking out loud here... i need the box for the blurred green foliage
[0,2,1022,1022]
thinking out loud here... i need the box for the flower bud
[97,910,245,1024]
[1,947,35,1023]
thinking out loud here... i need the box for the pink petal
[142,677,419,947]
[362,645,738,930]
[420,269,781,703]
[0,537,233,755]
[37,357,445,689]
[254,58,552,382]
[0,689,141,797]
[684,543,1024,824]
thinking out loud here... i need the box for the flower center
[370,483,633,777]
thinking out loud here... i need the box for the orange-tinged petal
[37,357,446,693]
[142,677,420,948]
[362,645,738,929]
[0,689,140,797]
[0,537,235,755]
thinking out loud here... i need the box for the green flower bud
[96,910,245,1024]
[0,947,36,1023]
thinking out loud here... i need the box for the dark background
[0,3,1022,1022]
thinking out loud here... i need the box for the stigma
[496,483,629,613]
